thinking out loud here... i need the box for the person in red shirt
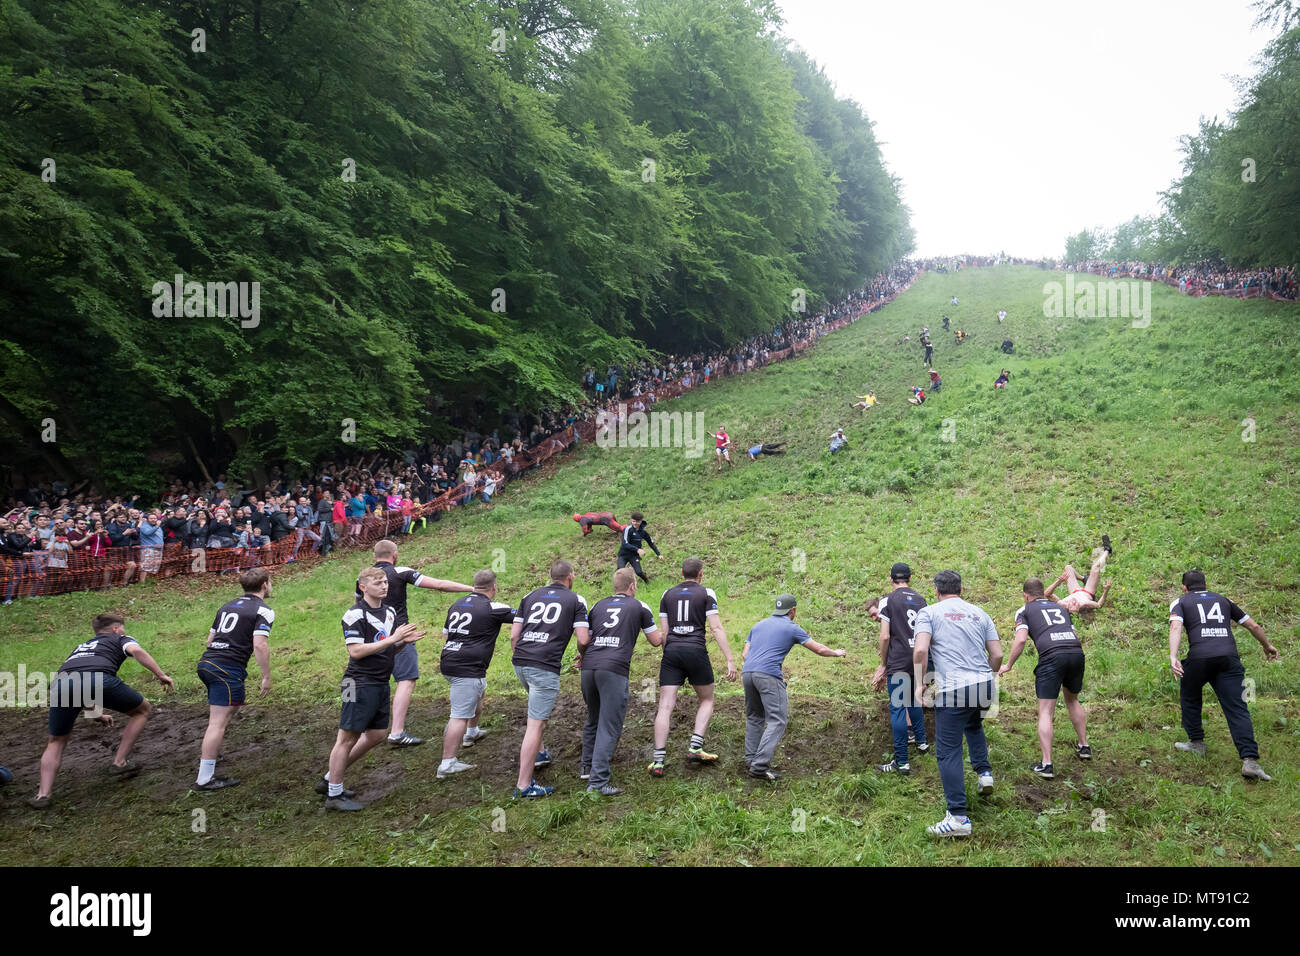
[908,386,926,406]
[573,512,625,536]
[928,369,942,393]
[713,427,733,472]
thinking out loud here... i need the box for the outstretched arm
[1044,574,1065,600]
[419,577,474,593]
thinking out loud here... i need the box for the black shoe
[1031,762,1055,779]
[313,777,355,799]
[195,776,240,791]
[324,795,366,811]
[748,768,780,782]
[1075,744,1092,760]
[1101,534,1112,555]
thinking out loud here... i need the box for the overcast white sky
[777,0,1274,258]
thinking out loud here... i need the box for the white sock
[197,759,216,785]
[328,782,343,798]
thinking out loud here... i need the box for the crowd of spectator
[1,264,933,602]
[1068,260,1297,299]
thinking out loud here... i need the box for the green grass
[2,265,1298,866]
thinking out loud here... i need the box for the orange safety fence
[0,279,916,601]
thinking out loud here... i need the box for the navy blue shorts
[198,660,248,706]
[391,641,419,682]
[340,682,391,733]
[48,672,144,737]
[1035,652,1085,699]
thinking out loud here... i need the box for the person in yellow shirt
[850,391,879,411]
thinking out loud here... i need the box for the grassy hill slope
[2,265,1298,866]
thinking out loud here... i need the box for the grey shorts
[513,665,561,721]
[447,676,487,719]
[391,641,419,682]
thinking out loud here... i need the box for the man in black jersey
[322,566,425,810]
[577,567,662,795]
[1169,569,1279,781]
[29,613,175,810]
[649,557,736,776]
[872,563,930,775]
[617,512,661,585]
[998,578,1090,779]
[358,540,473,747]
[509,559,589,798]
[437,569,516,780]
[194,568,275,791]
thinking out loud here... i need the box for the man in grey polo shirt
[912,570,1002,837]
[742,594,846,781]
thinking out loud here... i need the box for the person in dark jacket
[616,512,661,584]
[185,511,211,549]
[103,512,138,586]
[207,512,236,549]
[267,506,292,543]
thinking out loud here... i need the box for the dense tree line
[0,0,911,492]
[1065,10,1299,267]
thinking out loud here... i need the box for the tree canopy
[0,0,911,492]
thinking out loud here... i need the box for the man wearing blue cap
[741,594,846,781]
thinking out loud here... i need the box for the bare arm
[708,613,736,680]
[645,627,664,648]
[1094,579,1112,608]
[1044,574,1064,600]
[125,644,174,692]
[999,627,1029,673]
[253,633,271,696]
[802,638,846,658]
[348,623,423,660]
[986,639,1003,674]
[509,619,524,652]
[419,577,474,593]
[912,631,931,705]
[1168,619,1184,676]
[1243,619,1279,659]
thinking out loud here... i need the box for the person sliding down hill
[573,512,625,537]
[954,329,968,345]
[829,428,848,453]
[850,391,879,411]
[1044,537,1114,614]
[994,369,1011,389]
[747,442,786,460]
[907,386,926,406]
[928,369,942,393]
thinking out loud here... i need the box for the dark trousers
[1179,655,1258,758]
[617,553,649,583]
[887,673,926,766]
[580,670,629,789]
[934,681,994,815]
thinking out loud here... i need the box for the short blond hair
[358,566,387,588]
